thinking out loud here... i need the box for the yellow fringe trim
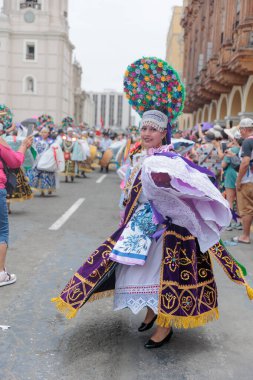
[51,297,77,319]
[51,290,114,319]
[7,195,33,203]
[157,308,219,329]
[246,285,253,300]
[235,265,253,301]
[88,290,114,303]
[59,172,76,177]
[31,187,55,192]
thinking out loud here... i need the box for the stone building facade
[181,0,253,129]
[72,60,85,125]
[0,0,85,124]
[166,6,184,79]
[165,4,190,129]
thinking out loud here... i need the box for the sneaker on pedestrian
[0,270,16,287]
[225,224,233,231]
[234,222,243,230]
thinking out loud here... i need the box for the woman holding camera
[0,133,33,286]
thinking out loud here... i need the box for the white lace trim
[115,284,159,294]
[114,293,158,314]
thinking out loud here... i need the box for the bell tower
[0,0,74,122]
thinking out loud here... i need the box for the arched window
[27,77,34,92]
[23,75,36,94]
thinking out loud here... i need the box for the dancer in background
[62,127,77,183]
[28,127,56,196]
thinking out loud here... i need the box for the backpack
[0,157,18,195]
[230,155,241,171]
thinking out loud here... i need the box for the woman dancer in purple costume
[52,58,253,349]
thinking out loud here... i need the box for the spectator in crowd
[87,131,95,145]
[99,131,112,173]
[222,127,242,231]
[172,127,183,139]
[196,124,224,179]
[0,135,33,286]
[233,118,253,244]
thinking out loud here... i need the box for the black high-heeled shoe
[138,315,157,332]
[144,328,173,349]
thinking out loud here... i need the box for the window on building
[220,5,226,44]
[23,76,36,94]
[236,0,241,13]
[26,43,35,60]
[206,42,213,61]
[27,77,34,92]
[234,0,241,29]
[93,94,98,125]
[20,0,42,10]
[109,95,115,126]
[117,95,123,127]
[101,95,106,126]
[249,32,253,47]
[197,53,204,73]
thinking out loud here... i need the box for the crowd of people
[0,104,132,288]
[180,119,253,244]
[0,100,253,292]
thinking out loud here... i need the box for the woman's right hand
[21,136,33,149]
[18,136,33,154]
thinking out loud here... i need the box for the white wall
[0,0,74,123]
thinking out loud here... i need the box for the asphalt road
[1,169,253,380]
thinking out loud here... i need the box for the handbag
[230,155,240,171]
[64,151,71,161]
[0,157,18,195]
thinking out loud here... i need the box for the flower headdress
[123,57,185,142]
[0,104,13,130]
[38,114,54,129]
[62,116,74,129]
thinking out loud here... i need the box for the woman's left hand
[224,150,235,157]
[21,136,33,149]
[151,172,172,188]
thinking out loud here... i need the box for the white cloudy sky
[0,0,183,92]
[69,0,183,92]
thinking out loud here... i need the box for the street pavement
[1,169,253,380]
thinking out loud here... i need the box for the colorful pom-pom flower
[62,116,74,129]
[123,57,185,123]
[0,104,13,130]
[38,114,54,125]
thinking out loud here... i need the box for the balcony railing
[20,2,41,10]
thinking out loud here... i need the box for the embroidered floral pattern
[130,202,157,236]
[110,202,158,265]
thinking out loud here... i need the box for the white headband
[140,110,168,132]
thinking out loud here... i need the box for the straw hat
[224,126,241,140]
